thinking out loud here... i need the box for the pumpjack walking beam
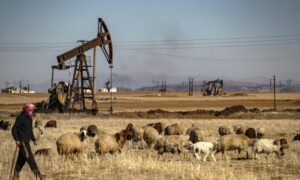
[56,18,113,112]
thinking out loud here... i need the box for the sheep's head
[292,134,300,142]
[184,142,194,151]
[132,127,144,142]
[115,123,134,143]
[274,138,289,149]
[87,125,98,137]
[79,129,88,141]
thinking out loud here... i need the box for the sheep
[293,134,300,142]
[256,127,265,138]
[0,120,11,130]
[33,125,44,143]
[186,127,200,136]
[253,138,289,159]
[56,129,89,155]
[35,119,43,127]
[143,126,161,148]
[87,125,98,137]
[245,128,257,139]
[235,126,248,135]
[216,134,254,159]
[45,120,57,128]
[146,122,165,134]
[189,129,204,143]
[154,135,189,155]
[95,123,134,154]
[186,140,220,161]
[132,127,144,142]
[34,148,51,156]
[164,123,185,136]
[218,126,233,136]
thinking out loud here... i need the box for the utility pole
[273,75,276,110]
[109,64,113,113]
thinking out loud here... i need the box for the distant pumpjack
[202,79,224,96]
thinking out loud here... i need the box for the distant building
[99,87,117,93]
[3,87,35,94]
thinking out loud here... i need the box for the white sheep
[253,138,289,159]
[186,140,219,162]
[56,129,89,155]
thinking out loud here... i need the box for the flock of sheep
[27,119,300,162]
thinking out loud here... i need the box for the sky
[0,0,300,90]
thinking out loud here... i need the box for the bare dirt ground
[0,91,299,179]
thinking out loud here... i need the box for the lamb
[95,123,134,154]
[186,140,220,161]
[217,134,254,159]
[56,128,89,155]
[154,135,189,155]
[189,129,204,143]
[218,126,233,136]
[45,120,57,128]
[253,138,289,159]
[164,123,185,136]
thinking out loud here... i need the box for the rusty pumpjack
[202,79,224,96]
[38,18,113,114]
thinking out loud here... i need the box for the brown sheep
[143,126,161,148]
[87,125,98,137]
[132,127,144,142]
[189,129,204,143]
[217,134,254,159]
[154,135,189,155]
[45,120,57,128]
[164,123,185,136]
[0,120,11,130]
[35,119,43,128]
[293,134,300,142]
[95,123,134,154]
[218,126,233,136]
[146,122,165,134]
[186,127,200,136]
[235,126,248,135]
[245,128,257,139]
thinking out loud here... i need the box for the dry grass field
[0,92,299,180]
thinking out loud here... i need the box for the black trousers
[15,141,39,174]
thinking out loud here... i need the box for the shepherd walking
[11,103,45,180]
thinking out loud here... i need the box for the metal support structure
[188,78,193,96]
[93,47,96,93]
[69,54,98,112]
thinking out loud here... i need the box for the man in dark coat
[11,103,45,180]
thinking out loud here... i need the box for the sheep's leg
[203,153,208,161]
[194,153,201,160]
[211,153,217,162]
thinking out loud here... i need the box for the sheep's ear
[115,133,120,142]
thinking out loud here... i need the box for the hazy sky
[0,0,300,89]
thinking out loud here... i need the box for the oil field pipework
[36,18,113,114]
